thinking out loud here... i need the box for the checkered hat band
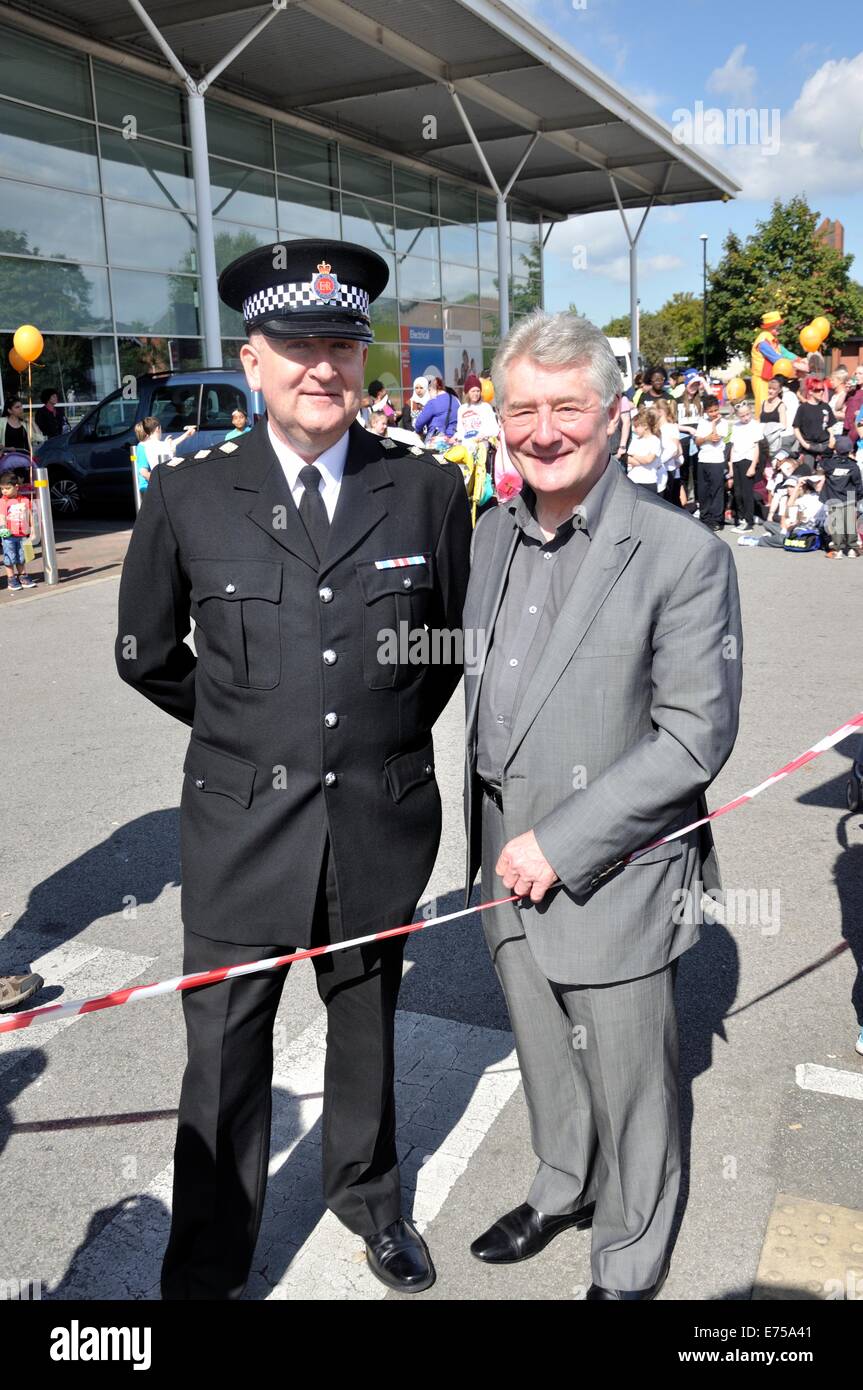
[243,281,370,321]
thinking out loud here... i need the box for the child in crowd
[134,417,196,492]
[817,438,862,558]
[728,399,765,531]
[656,399,685,506]
[0,470,36,592]
[626,408,665,493]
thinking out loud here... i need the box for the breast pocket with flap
[188,558,282,689]
[354,555,434,690]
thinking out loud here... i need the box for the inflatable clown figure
[750,311,797,415]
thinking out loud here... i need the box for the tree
[602,292,703,368]
[511,239,542,323]
[0,230,98,330]
[706,196,863,366]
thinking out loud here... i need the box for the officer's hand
[496,831,559,904]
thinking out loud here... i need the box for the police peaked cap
[218,238,390,344]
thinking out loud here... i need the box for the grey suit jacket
[463,462,743,984]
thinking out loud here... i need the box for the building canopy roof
[12,0,739,221]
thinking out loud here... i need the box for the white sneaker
[692,508,700,518]
[734,522,751,531]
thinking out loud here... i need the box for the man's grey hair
[491,310,623,411]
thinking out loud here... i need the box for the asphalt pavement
[0,529,861,1302]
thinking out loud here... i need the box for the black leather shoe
[365,1218,435,1293]
[586,1261,670,1301]
[470,1201,595,1264]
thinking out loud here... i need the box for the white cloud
[544,213,683,284]
[712,50,863,201]
[706,44,757,103]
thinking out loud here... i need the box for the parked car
[34,370,263,516]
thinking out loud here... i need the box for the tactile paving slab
[753,1194,863,1300]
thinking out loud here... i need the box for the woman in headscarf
[401,376,432,429]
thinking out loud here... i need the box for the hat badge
[311,259,341,304]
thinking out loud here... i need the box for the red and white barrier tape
[2,711,861,1036]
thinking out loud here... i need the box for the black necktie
[298,464,329,561]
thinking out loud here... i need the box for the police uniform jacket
[116,420,471,947]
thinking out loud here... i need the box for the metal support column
[125,0,290,368]
[187,91,221,367]
[448,86,539,340]
[609,176,654,372]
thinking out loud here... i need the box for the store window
[111,269,199,336]
[0,256,111,332]
[94,63,188,146]
[440,221,478,267]
[210,158,276,229]
[278,177,340,240]
[1,27,92,118]
[214,221,278,275]
[339,148,392,201]
[0,100,99,193]
[397,254,441,302]
[105,200,197,275]
[0,179,105,264]
[442,262,478,305]
[275,127,338,188]
[99,129,195,212]
[206,103,272,168]
[341,194,394,254]
[394,208,438,261]
[394,169,436,217]
[0,332,116,416]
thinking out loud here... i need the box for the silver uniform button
[402,577,412,589]
[324,712,339,728]
[424,763,432,775]
[322,649,337,665]
[194,777,205,788]
[319,586,333,603]
[224,582,236,593]
[324,772,338,787]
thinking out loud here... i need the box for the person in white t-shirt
[626,408,665,493]
[456,375,498,443]
[656,398,684,506]
[694,396,729,530]
[728,399,765,531]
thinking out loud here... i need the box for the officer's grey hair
[491,310,623,413]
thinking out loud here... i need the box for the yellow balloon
[480,377,495,403]
[8,348,27,373]
[12,324,43,363]
[799,324,822,354]
[810,316,830,343]
[726,377,746,401]
[772,358,795,379]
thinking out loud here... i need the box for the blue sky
[523,0,863,330]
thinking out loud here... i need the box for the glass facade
[0,22,543,419]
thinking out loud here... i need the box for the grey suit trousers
[481,790,680,1292]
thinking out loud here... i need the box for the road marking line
[45,1009,518,1300]
[0,942,155,1072]
[795,1062,863,1101]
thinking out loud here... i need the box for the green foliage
[705,196,863,365]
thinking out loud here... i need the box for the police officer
[115,238,471,1298]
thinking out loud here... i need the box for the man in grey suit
[464,312,742,1300]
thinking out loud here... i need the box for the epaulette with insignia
[219,441,239,453]
[194,449,212,459]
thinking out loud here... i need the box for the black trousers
[698,461,727,528]
[732,459,755,526]
[161,840,406,1300]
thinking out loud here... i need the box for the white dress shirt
[267,422,349,522]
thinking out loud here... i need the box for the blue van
[35,370,263,516]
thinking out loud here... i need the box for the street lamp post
[700,234,708,375]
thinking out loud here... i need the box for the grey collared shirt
[476,457,618,786]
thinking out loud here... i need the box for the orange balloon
[8,348,27,373]
[480,377,494,403]
[726,377,746,401]
[772,358,794,379]
[810,316,830,343]
[799,324,822,354]
[12,324,43,363]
